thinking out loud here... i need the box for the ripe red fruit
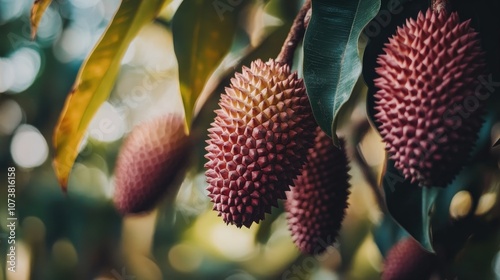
[113,114,189,214]
[374,9,488,186]
[382,238,438,280]
[205,59,316,228]
[286,128,350,254]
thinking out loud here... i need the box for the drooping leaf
[381,159,441,252]
[373,214,409,258]
[303,0,380,145]
[430,112,496,257]
[53,0,170,190]
[30,0,53,39]
[172,0,251,129]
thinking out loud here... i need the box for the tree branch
[275,0,312,66]
[351,119,388,213]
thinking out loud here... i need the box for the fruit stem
[352,119,388,213]
[432,0,451,14]
[275,0,312,67]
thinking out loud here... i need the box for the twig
[275,0,312,66]
[351,119,388,213]
[432,0,451,14]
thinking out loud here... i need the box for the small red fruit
[382,238,438,280]
[205,59,316,228]
[374,9,488,186]
[286,128,350,254]
[113,114,189,214]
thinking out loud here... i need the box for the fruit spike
[374,8,488,187]
[382,238,438,280]
[286,128,350,255]
[113,114,189,214]
[205,59,316,228]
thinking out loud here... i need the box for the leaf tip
[493,137,500,148]
[52,157,70,193]
[30,0,52,41]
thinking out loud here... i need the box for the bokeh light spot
[210,224,255,260]
[0,58,15,92]
[51,239,78,268]
[53,25,92,62]
[11,125,49,169]
[168,243,203,273]
[0,99,23,135]
[9,48,42,93]
[88,101,125,142]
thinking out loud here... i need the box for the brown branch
[432,0,451,14]
[275,0,312,67]
[351,119,388,213]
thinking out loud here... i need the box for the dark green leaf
[172,0,251,129]
[381,159,441,252]
[303,0,380,144]
[373,214,409,257]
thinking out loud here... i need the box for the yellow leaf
[53,0,171,191]
[30,0,53,39]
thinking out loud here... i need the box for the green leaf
[373,214,409,257]
[303,0,380,144]
[172,0,251,129]
[30,0,53,39]
[53,0,170,190]
[191,24,290,173]
[381,159,441,252]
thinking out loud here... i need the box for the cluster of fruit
[110,2,490,277]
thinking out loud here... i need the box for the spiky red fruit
[285,128,350,254]
[205,59,316,228]
[113,114,189,214]
[374,9,488,186]
[382,238,438,280]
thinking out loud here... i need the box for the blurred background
[0,0,499,279]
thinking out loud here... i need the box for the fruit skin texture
[382,238,437,280]
[205,59,316,228]
[286,128,350,255]
[113,114,189,214]
[374,9,488,187]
